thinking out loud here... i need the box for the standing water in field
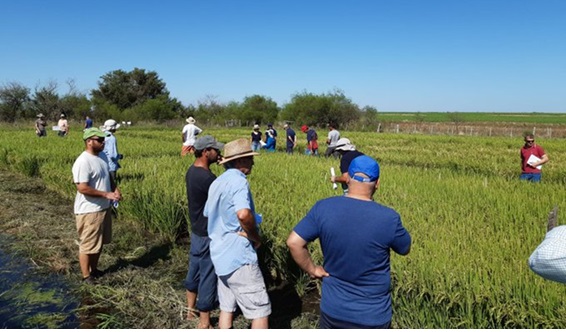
[0,235,79,328]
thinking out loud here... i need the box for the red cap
[301,125,308,133]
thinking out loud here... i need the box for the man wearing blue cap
[72,128,122,284]
[287,155,411,328]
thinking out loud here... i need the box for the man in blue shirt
[204,138,271,329]
[287,155,411,328]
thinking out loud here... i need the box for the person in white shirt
[182,116,203,156]
[325,123,341,158]
[57,113,69,137]
[72,128,121,284]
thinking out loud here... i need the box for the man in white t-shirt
[72,127,122,284]
[325,123,341,158]
[182,116,203,156]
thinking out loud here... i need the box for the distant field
[377,112,566,124]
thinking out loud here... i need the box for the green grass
[1,122,566,328]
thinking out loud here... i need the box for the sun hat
[101,119,120,131]
[60,113,66,118]
[194,135,225,151]
[301,125,308,133]
[218,138,259,165]
[253,124,260,130]
[36,113,44,118]
[283,123,289,129]
[348,155,380,182]
[83,127,110,140]
[335,138,356,151]
[186,116,196,124]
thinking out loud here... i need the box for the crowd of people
[28,112,550,328]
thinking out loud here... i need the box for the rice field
[0,123,565,328]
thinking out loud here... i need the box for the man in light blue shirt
[204,138,271,329]
[101,119,123,183]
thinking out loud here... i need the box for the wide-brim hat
[101,119,120,131]
[36,113,44,118]
[218,138,259,165]
[335,138,356,151]
[186,116,196,124]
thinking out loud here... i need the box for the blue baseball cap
[348,155,380,182]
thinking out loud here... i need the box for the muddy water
[0,236,79,328]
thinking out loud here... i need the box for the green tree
[91,68,176,121]
[281,89,360,127]
[239,95,279,125]
[30,81,60,121]
[0,82,30,122]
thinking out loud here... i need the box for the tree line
[0,68,379,129]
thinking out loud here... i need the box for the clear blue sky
[1,0,565,113]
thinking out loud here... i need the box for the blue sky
[1,0,565,113]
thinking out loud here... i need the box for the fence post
[396,124,399,134]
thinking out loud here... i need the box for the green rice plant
[1,122,566,328]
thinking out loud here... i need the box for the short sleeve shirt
[204,168,258,276]
[520,144,545,174]
[186,165,216,236]
[293,196,411,326]
[72,151,111,214]
[327,129,340,147]
[182,124,202,146]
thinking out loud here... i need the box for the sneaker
[91,269,105,279]
[82,276,96,285]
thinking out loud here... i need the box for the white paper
[52,126,60,131]
[330,167,338,189]
[527,154,542,170]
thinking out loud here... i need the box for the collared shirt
[102,132,120,171]
[204,168,258,276]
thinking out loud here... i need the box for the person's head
[194,135,224,165]
[86,116,90,119]
[101,119,120,133]
[301,125,308,133]
[37,113,45,119]
[253,124,260,131]
[82,128,109,154]
[348,155,380,199]
[219,138,259,175]
[60,113,66,119]
[283,123,289,129]
[186,116,196,124]
[335,138,356,154]
[267,123,273,129]
[328,123,335,130]
[524,134,535,147]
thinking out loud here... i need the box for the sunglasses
[89,137,106,143]
[525,140,535,143]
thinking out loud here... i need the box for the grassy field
[376,111,566,124]
[1,122,565,328]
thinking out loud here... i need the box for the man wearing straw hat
[35,113,47,137]
[181,116,203,156]
[287,155,411,329]
[204,138,271,329]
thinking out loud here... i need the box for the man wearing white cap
[204,138,271,329]
[287,155,411,329]
[101,119,123,183]
[331,138,364,194]
[182,116,202,156]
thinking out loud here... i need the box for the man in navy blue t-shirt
[287,155,411,328]
[331,138,364,194]
[283,123,297,154]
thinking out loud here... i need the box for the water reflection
[0,236,79,328]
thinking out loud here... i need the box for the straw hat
[186,116,196,124]
[36,113,45,118]
[218,138,259,165]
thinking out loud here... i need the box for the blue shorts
[184,233,218,311]
[520,173,541,182]
[319,310,391,329]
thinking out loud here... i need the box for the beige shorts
[76,209,112,254]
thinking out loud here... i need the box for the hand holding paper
[527,154,543,170]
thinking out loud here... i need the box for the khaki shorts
[76,209,112,254]
[218,264,272,319]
